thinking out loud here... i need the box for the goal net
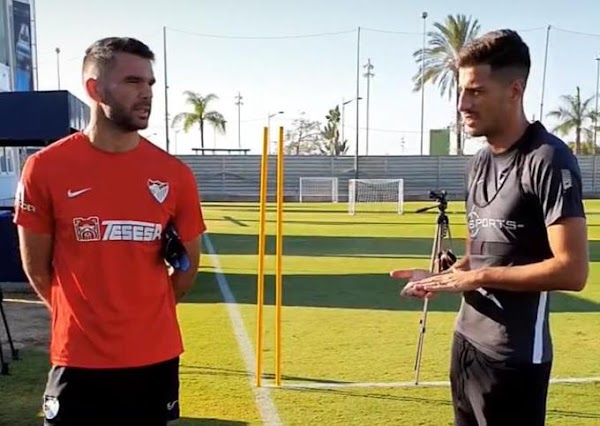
[348,179,404,215]
[299,177,339,202]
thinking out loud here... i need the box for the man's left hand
[411,268,482,293]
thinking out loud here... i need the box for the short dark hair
[457,29,531,84]
[83,37,155,73]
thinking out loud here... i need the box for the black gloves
[162,222,190,272]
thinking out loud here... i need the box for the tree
[412,14,481,155]
[171,91,226,153]
[546,86,599,155]
[567,140,599,155]
[320,105,349,156]
[284,114,324,155]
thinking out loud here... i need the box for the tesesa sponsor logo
[73,216,162,242]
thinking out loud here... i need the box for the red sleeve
[173,164,206,242]
[13,154,54,234]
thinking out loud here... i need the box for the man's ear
[84,77,102,103]
[511,78,526,102]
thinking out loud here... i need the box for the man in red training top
[14,37,206,425]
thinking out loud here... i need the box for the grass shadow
[207,232,600,261]
[189,271,600,313]
[177,419,248,425]
[283,386,454,407]
[180,365,352,385]
[223,216,249,228]
[207,233,466,258]
[547,409,600,420]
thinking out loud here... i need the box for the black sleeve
[532,146,585,227]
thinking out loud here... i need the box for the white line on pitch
[3,298,45,305]
[263,376,600,390]
[203,234,282,426]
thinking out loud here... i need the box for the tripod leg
[413,298,428,385]
[0,321,8,375]
[414,221,444,385]
[0,303,18,361]
[444,216,453,253]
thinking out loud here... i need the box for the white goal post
[348,179,404,215]
[299,177,339,202]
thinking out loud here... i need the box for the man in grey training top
[391,29,588,426]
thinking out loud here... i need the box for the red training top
[14,133,206,369]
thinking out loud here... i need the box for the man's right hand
[390,269,436,299]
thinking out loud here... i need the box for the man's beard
[103,95,151,132]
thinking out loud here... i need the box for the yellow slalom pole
[275,126,284,386]
[255,127,269,387]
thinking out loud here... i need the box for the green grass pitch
[1,200,599,425]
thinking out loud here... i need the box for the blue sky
[33,0,600,155]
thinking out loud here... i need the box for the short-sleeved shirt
[13,133,207,369]
[456,121,585,364]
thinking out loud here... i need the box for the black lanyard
[471,150,521,209]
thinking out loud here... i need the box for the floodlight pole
[55,47,61,89]
[236,92,244,149]
[594,57,600,150]
[363,58,374,156]
[420,12,428,155]
[539,25,551,123]
[354,26,361,182]
[163,26,171,153]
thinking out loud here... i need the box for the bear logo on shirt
[73,216,101,241]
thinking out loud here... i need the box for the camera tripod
[0,287,19,375]
[413,190,456,385]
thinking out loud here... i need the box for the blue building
[0,0,89,206]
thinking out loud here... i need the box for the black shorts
[42,357,180,426]
[450,332,552,426]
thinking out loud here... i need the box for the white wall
[0,63,9,91]
[0,147,20,206]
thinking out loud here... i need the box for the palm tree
[172,91,226,154]
[412,14,481,155]
[546,86,598,155]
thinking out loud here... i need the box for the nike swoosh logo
[67,188,91,198]
[166,400,178,411]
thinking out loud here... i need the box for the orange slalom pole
[275,126,284,386]
[255,127,269,387]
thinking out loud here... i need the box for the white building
[0,0,37,206]
[0,147,22,206]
